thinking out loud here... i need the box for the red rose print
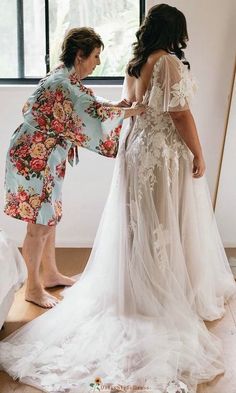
[32,131,45,143]
[103,140,115,151]
[18,191,28,202]
[113,125,122,136]
[30,158,46,172]
[75,132,87,145]
[55,91,64,101]
[56,162,66,178]
[51,119,64,133]
[37,116,47,128]
[16,160,24,171]
[40,103,53,114]
[17,145,29,158]
[5,204,18,217]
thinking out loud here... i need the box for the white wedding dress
[0,54,235,393]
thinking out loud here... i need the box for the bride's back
[125,50,169,103]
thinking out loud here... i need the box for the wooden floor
[0,248,236,393]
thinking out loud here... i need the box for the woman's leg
[22,223,58,308]
[41,226,75,288]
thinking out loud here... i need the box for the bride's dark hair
[127,4,190,78]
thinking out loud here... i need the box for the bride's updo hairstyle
[127,3,190,78]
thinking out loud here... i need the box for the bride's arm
[170,110,206,178]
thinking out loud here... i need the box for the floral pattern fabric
[4,65,124,226]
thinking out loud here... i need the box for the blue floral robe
[4,65,125,226]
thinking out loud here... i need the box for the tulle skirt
[0,125,235,393]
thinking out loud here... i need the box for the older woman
[4,27,144,308]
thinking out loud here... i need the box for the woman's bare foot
[25,286,59,308]
[43,273,76,288]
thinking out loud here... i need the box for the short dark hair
[127,4,189,78]
[59,27,104,68]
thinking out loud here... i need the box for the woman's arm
[95,96,131,108]
[170,109,206,178]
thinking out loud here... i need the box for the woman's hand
[124,102,147,118]
[131,101,146,115]
[115,99,132,107]
[192,155,206,178]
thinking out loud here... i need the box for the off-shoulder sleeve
[157,55,195,112]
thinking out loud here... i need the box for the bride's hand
[193,155,206,178]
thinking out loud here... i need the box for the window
[0,0,145,84]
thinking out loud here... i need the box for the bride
[0,4,235,393]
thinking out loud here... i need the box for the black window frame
[0,0,146,85]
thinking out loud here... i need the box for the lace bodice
[123,54,197,197]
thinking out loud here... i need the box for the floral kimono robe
[4,65,125,226]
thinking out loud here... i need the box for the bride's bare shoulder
[139,50,169,80]
[125,51,169,101]
[147,50,169,67]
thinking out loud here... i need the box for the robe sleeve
[94,95,113,106]
[71,92,125,158]
[52,82,125,163]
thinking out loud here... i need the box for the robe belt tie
[68,144,79,166]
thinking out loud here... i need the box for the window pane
[49,0,139,76]
[0,0,18,78]
[23,0,46,78]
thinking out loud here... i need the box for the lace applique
[169,63,197,109]
[125,57,194,201]
[126,118,190,200]
[148,85,163,110]
[128,198,138,233]
[153,225,169,271]
[170,78,189,108]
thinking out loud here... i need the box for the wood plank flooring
[0,248,236,393]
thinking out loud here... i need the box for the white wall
[1,0,235,247]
